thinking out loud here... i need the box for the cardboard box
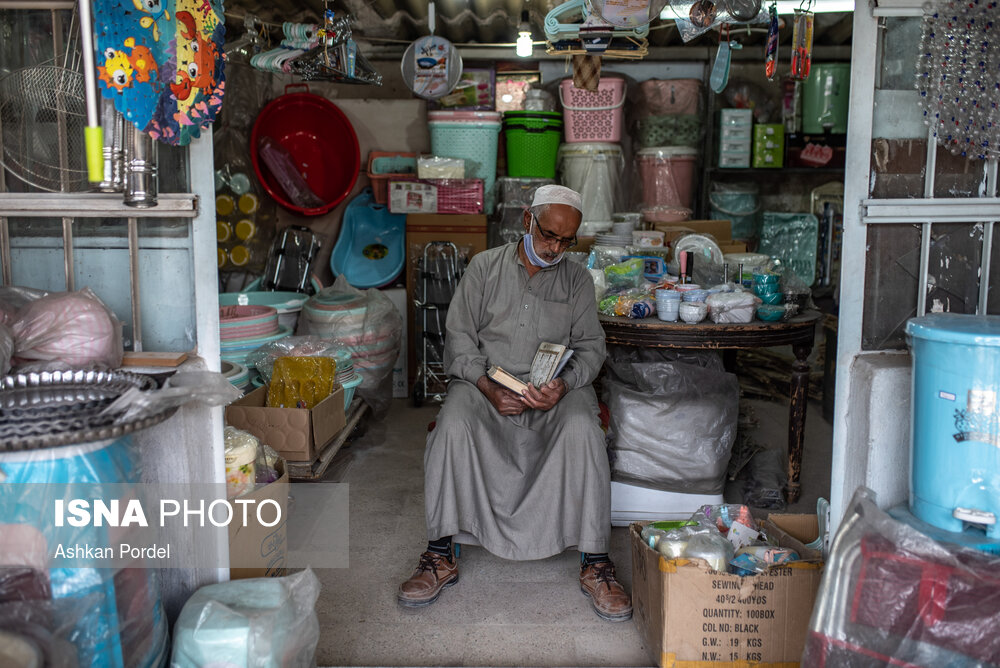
[762,513,823,561]
[719,241,749,255]
[405,214,488,382]
[229,459,288,580]
[225,386,346,462]
[630,521,824,667]
[651,225,697,248]
[679,219,735,242]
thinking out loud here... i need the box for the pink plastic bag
[11,288,123,368]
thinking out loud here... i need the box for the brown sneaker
[397,550,459,607]
[580,561,632,622]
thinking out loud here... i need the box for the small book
[487,342,574,394]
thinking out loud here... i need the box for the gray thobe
[423,241,610,560]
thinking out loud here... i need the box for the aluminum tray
[0,369,176,452]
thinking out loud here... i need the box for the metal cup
[123,123,158,208]
[96,97,124,192]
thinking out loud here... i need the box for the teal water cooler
[906,314,1000,539]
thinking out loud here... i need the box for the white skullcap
[531,184,583,213]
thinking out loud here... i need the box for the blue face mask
[523,219,564,268]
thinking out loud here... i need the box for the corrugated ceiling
[223,0,852,51]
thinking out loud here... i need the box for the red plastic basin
[251,87,360,216]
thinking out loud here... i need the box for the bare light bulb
[516,29,533,57]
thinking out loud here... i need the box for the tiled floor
[309,392,833,667]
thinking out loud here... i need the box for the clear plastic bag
[224,426,261,498]
[706,291,760,324]
[603,257,645,291]
[257,136,325,209]
[804,488,1000,667]
[0,323,13,376]
[603,347,739,494]
[10,288,123,369]
[245,336,350,386]
[598,290,655,318]
[588,268,608,303]
[0,438,169,667]
[0,286,47,325]
[417,155,465,179]
[296,276,403,417]
[171,568,321,668]
[759,212,820,287]
[101,371,242,424]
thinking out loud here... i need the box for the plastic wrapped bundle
[171,569,321,668]
[10,288,123,369]
[804,488,1000,667]
[0,435,169,668]
[603,347,738,494]
[296,276,402,417]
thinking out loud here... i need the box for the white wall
[830,352,912,524]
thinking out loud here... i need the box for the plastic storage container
[906,314,1000,539]
[637,146,698,209]
[801,62,851,134]
[428,111,501,212]
[503,111,563,179]
[709,182,760,240]
[366,151,417,205]
[559,78,626,143]
[557,142,623,223]
[753,124,785,168]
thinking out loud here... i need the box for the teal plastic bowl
[753,273,780,286]
[341,373,363,409]
[757,305,786,322]
[758,291,784,305]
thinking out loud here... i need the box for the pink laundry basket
[559,78,626,143]
[636,79,703,117]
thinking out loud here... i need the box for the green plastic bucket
[801,63,851,134]
[503,111,563,179]
[709,182,760,241]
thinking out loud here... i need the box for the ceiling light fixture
[516,10,533,57]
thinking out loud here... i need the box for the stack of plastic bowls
[655,289,680,322]
[681,288,709,303]
[219,305,292,371]
[752,273,784,305]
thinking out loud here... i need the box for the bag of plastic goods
[171,569,321,668]
[0,286,47,325]
[804,487,1000,667]
[706,290,760,323]
[603,257,644,291]
[296,276,402,417]
[10,288,123,369]
[245,336,350,386]
[257,136,325,209]
[603,346,738,494]
[598,289,656,318]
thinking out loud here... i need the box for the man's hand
[476,376,526,416]
[520,378,568,412]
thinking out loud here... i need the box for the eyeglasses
[531,216,577,249]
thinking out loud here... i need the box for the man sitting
[397,185,631,622]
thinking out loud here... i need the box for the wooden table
[599,311,822,503]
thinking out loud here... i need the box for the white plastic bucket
[557,142,623,223]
